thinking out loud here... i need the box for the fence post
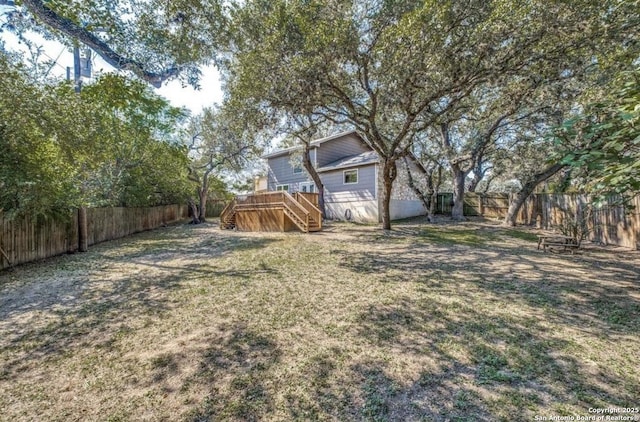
[78,207,88,252]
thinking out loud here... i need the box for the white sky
[0,27,223,114]
[157,66,223,113]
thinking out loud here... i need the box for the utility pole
[70,41,88,252]
[74,44,81,93]
[67,43,83,93]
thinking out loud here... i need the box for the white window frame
[276,184,289,192]
[343,169,358,185]
[300,182,315,193]
[293,164,303,174]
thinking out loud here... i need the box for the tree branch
[22,0,179,87]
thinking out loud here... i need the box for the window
[276,184,289,192]
[300,182,315,193]
[293,164,303,174]
[343,169,358,184]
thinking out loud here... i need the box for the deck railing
[220,198,237,226]
[296,192,319,207]
[236,191,283,207]
[294,192,322,230]
[221,192,322,232]
[282,192,310,231]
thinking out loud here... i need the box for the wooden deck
[220,192,322,233]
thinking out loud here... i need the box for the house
[261,130,427,223]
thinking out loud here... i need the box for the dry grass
[0,218,638,421]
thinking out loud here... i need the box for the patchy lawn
[0,218,638,421]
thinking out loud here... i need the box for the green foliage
[223,0,640,227]
[0,58,79,219]
[0,58,193,219]
[556,68,640,201]
[184,102,264,221]
[79,75,193,207]
[554,206,592,246]
[8,0,225,86]
[185,105,254,189]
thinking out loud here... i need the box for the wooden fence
[436,193,640,250]
[0,205,188,271]
[519,194,640,250]
[436,193,510,217]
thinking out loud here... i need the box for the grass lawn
[0,218,638,421]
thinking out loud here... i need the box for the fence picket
[0,205,188,270]
[435,193,638,249]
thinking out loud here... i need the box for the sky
[0,25,224,114]
[156,66,223,113]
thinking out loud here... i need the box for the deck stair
[220,192,322,233]
[293,192,322,232]
[219,199,237,229]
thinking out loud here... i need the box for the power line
[36,47,69,72]
[41,46,67,78]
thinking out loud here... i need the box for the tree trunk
[402,157,430,211]
[467,152,488,193]
[197,175,210,223]
[198,188,208,223]
[404,155,441,222]
[505,191,530,227]
[482,174,497,194]
[429,191,438,221]
[381,159,398,230]
[504,163,566,226]
[428,165,443,222]
[467,172,482,193]
[188,199,200,224]
[451,166,467,221]
[302,143,326,218]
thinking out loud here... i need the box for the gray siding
[266,153,313,191]
[323,164,377,202]
[316,133,371,167]
[310,149,317,167]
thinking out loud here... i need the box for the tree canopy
[0,57,193,219]
[3,0,639,228]
[4,0,225,86]
[222,0,639,228]
[185,103,263,223]
[558,68,640,202]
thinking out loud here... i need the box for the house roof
[317,150,379,173]
[261,130,362,159]
[261,144,304,159]
[311,130,362,146]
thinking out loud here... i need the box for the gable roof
[261,130,364,159]
[317,150,379,173]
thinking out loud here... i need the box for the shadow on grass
[335,237,639,333]
[352,294,635,420]
[281,352,493,421]
[183,323,280,422]
[283,349,360,421]
[355,360,492,422]
[1,220,637,420]
[0,232,277,382]
[330,228,639,419]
